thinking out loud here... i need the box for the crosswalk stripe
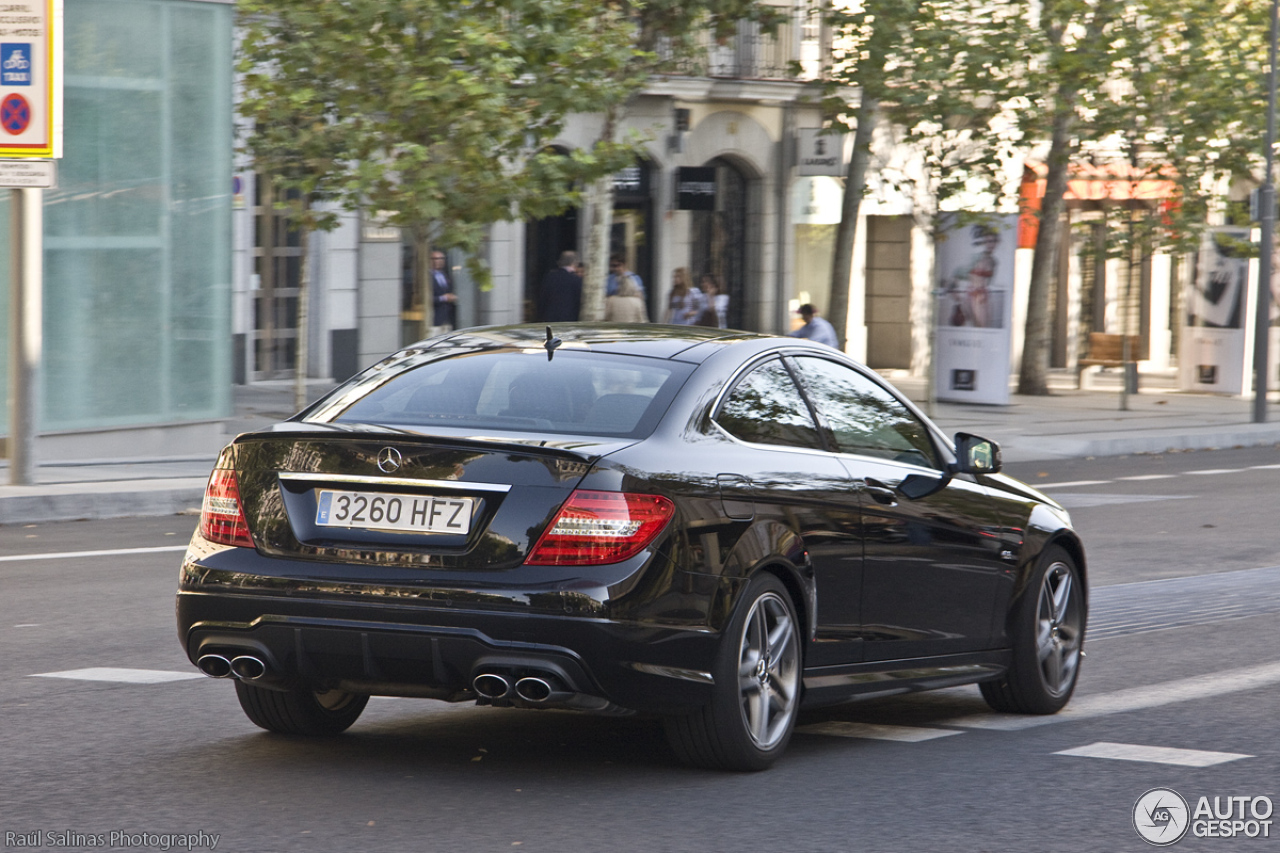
[32,667,204,684]
[941,660,1280,731]
[797,722,962,742]
[1054,742,1250,767]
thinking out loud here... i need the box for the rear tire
[664,573,801,771]
[981,545,1084,714]
[235,680,369,736]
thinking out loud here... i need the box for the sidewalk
[2,371,1280,525]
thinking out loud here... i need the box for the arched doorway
[690,157,749,330]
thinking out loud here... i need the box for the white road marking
[797,722,962,742]
[1117,474,1178,481]
[0,545,187,563]
[942,660,1280,731]
[1037,480,1111,489]
[1251,464,1280,470]
[1054,742,1251,767]
[1185,469,1243,476]
[32,667,204,684]
[1051,493,1191,508]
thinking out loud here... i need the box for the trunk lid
[231,426,633,570]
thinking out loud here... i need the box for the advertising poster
[934,214,1018,404]
[1180,227,1252,394]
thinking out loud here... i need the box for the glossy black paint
[177,324,1085,718]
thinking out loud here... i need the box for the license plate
[315,490,473,535]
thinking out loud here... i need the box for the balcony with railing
[662,4,827,83]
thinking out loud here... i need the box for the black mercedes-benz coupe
[177,324,1086,771]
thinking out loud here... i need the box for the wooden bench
[1076,332,1142,388]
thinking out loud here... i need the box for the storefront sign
[676,167,716,211]
[797,129,846,177]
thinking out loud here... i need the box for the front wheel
[981,545,1085,714]
[664,573,801,771]
[235,680,369,736]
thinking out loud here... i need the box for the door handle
[862,478,898,506]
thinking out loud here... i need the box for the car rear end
[176,335,717,715]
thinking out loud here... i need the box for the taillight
[525,490,674,566]
[199,468,256,548]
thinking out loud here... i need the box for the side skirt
[800,650,1011,709]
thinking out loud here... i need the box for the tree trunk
[828,96,878,351]
[582,107,619,323]
[294,224,311,413]
[1017,97,1075,396]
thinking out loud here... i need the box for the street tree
[1014,0,1269,395]
[821,0,1029,351]
[237,0,649,343]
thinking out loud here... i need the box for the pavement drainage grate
[1088,565,1280,640]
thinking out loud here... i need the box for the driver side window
[790,356,939,468]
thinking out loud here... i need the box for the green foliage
[237,0,652,285]
[823,0,1030,217]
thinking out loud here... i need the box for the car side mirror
[952,433,1002,475]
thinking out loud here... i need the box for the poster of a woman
[941,224,1005,329]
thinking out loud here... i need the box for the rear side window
[308,350,689,437]
[714,358,823,450]
[790,355,939,468]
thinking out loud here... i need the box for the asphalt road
[2,446,1278,852]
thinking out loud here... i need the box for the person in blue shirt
[789,303,839,348]
[607,255,645,299]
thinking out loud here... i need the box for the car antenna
[544,326,562,361]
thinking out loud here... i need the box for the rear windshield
[307,349,692,438]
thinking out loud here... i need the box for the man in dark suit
[538,250,582,322]
[430,249,457,329]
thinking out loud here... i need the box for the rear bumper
[176,581,719,716]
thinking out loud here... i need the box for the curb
[0,478,205,525]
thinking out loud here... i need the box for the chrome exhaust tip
[513,676,554,703]
[196,654,232,678]
[229,655,267,680]
[472,673,511,699]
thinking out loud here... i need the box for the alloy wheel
[736,591,800,749]
[1035,562,1082,697]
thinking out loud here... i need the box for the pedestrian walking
[538,250,583,322]
[604,272,649,323]
[665,267,705,325]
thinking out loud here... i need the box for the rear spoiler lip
[231,422,639,463]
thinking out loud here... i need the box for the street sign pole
[1255,0,1279,424]
[0,0,61,484]
[9,187,41,484]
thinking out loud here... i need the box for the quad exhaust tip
[196,654,232,679]
[513,677,554,703]
[472,673,511,700]
[229,655,267,680]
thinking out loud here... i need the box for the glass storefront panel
[0,0,232,432]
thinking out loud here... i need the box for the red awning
[1018,161,1178,248]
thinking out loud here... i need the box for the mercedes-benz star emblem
[377,447,403,473]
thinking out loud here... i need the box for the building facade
[1,0,232,460]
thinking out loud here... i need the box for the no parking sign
[0,0,61,159]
